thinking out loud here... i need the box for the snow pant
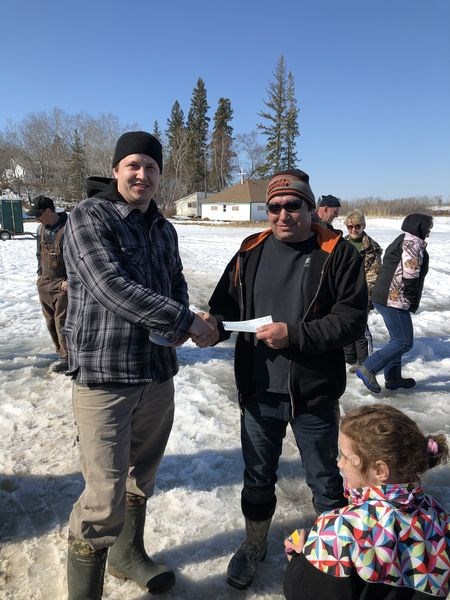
[343,333,369,364]
[38,287,68,359]
[240,392,345,520]
[69,379,174,550]
[363,302,414,380]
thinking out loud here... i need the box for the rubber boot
[356,365,381,393]
[384,363,416,390]
[385,378,416,390]
[67,535,107,600]
[107,494,175,594]
[52,359,69,373]
[226,517,272,590]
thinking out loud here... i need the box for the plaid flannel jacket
[63,191,193,384]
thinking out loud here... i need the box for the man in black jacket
[207,169,367,590]
[314,194,341,230]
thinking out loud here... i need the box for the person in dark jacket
[283,403,450,600]
[356,213,433,393]
[26,195,69,373]
[313,194,341,230]
[207,169,368,590]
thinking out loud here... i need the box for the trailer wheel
[0,230,12,241]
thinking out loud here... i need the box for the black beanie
[112,131,163,172]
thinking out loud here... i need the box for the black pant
[240,392,345,520]
[343,334,368,364]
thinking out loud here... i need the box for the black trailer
[0,198,36,240]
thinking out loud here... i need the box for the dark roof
[206,179,269,204]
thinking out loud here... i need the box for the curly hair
[340,404,448,482]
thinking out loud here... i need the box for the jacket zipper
[288,252,332,418]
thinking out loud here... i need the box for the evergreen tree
[163,101,190,208]
[151,120,164,206]
[285,72,299,168]
[209,98,235,191]
[186,78,210,193]
[257,56,300,175]
[69,129,87,202]
[152,120,163,142]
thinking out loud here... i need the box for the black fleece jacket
[209,225,368,416]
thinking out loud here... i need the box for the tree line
[0,57,299,211]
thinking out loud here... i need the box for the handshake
[188,312,220,348]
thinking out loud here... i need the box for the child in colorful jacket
[284,403,450,599]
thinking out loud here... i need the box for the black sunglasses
[347,224,362,230]
[266,199,304,214]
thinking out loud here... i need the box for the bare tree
[235,131,265,179]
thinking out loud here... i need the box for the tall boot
[384,363,416,390]
[67,535,107,600]
[107,493,175,594]
[226,517,272,590]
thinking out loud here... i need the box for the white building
[174,192,213,218]
[200,180,269,222]
[5,158,25,181]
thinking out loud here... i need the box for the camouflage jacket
[345,232,382,304]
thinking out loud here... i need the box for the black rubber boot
[226,517,272,590]
[52,359,69,373]
[385,377,416,390]
[384,363,416,390]
[108,494,175,594]
[67,535,107,600]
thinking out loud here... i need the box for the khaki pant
[69,379,174,549]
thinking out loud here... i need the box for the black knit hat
[26,195,55,217]
[112,131,163,172]
[318,194,341,208]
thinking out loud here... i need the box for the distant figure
[284,403,450,600]
[207,168,367,590]
[26,195,69,373]
[357,213,433,393]
[343,209,382,372]
[314,195,341,230]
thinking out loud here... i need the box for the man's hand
[256,322,288,349]
[168,334,190,347]
[284,528,306,561]
[189,312,220,348]
[61,280,68,292]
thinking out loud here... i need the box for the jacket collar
[238,223,341,255]
[346,482,423,508]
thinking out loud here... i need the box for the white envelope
[223,315,273,333]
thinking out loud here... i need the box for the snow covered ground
[1,216,449,600]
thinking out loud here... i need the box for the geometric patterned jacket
[303,484,450,597]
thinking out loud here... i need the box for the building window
[232,206,239,211]
[257,205,265,211]
[223,205,227,212]
[211,206,218,211]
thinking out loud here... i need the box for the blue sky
[1,0,449,199]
